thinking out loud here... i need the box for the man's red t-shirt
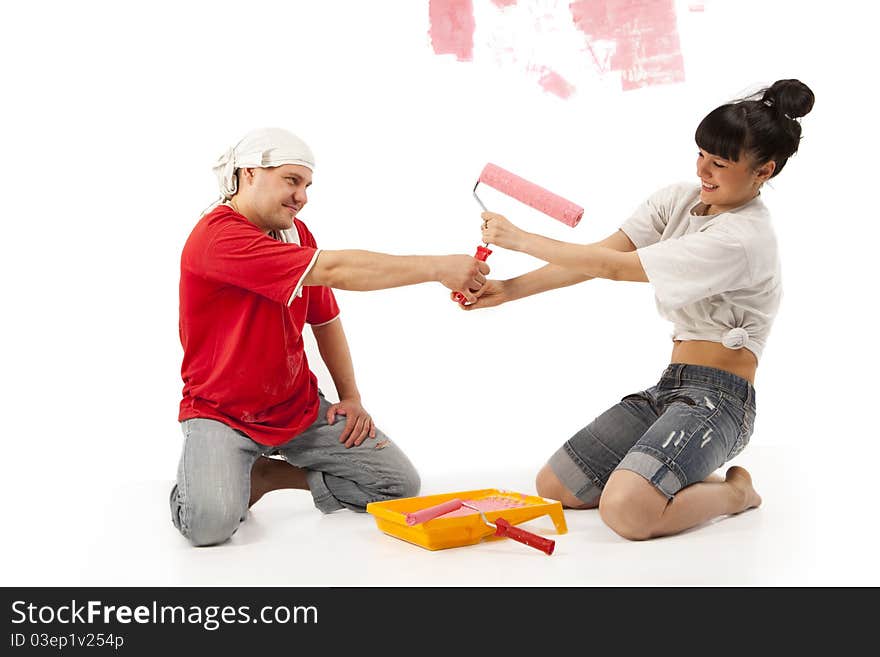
[178,204,339,446]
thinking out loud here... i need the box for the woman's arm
[459,230,637,310]
[482,214,647,283]
[507,230,638,297]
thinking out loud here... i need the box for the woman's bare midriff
[670,340,757,384]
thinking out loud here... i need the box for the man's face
[242,164,312,232]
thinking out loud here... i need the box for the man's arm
[311,317,375,448]
[302,250,489,303]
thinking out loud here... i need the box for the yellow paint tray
[366,488,567,551]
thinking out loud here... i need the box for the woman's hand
[451,279,508,310]
[481,212,528,251]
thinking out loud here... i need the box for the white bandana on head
[211,127,315,201]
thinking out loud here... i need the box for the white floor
[6,443,875,587]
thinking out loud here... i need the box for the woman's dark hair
[695,79,815,177]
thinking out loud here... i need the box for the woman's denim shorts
[548,364,757,503]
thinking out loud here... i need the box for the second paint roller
[453,163,584,304]
[404,497,556,555]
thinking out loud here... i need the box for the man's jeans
[170,394,420,546]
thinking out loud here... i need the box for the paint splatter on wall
[428,0,687,97]
[428,0,476,61]
[570,0,685,91]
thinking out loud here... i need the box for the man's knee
[388,462,421,500]
[186,505,243,547]
[171,488,244,547]
[371,460,421,502]
[363,437,421,500]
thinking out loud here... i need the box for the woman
[461,79,814,540]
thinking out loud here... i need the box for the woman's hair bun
[762,79,815,119]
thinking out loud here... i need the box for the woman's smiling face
[695,148,775,214]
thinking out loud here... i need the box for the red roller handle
[493,518,555,555]
[453,245,492,304]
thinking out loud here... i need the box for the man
[171,127,488,546]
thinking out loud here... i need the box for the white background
[1,0,877,586]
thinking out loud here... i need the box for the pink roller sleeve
[479,163,583,227]
[404,499,465,526]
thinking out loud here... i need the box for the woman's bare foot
[725,465,762,513]
[249,456,309,507]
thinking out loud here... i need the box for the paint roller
[405,497,555,555]
[453,163,584,304]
